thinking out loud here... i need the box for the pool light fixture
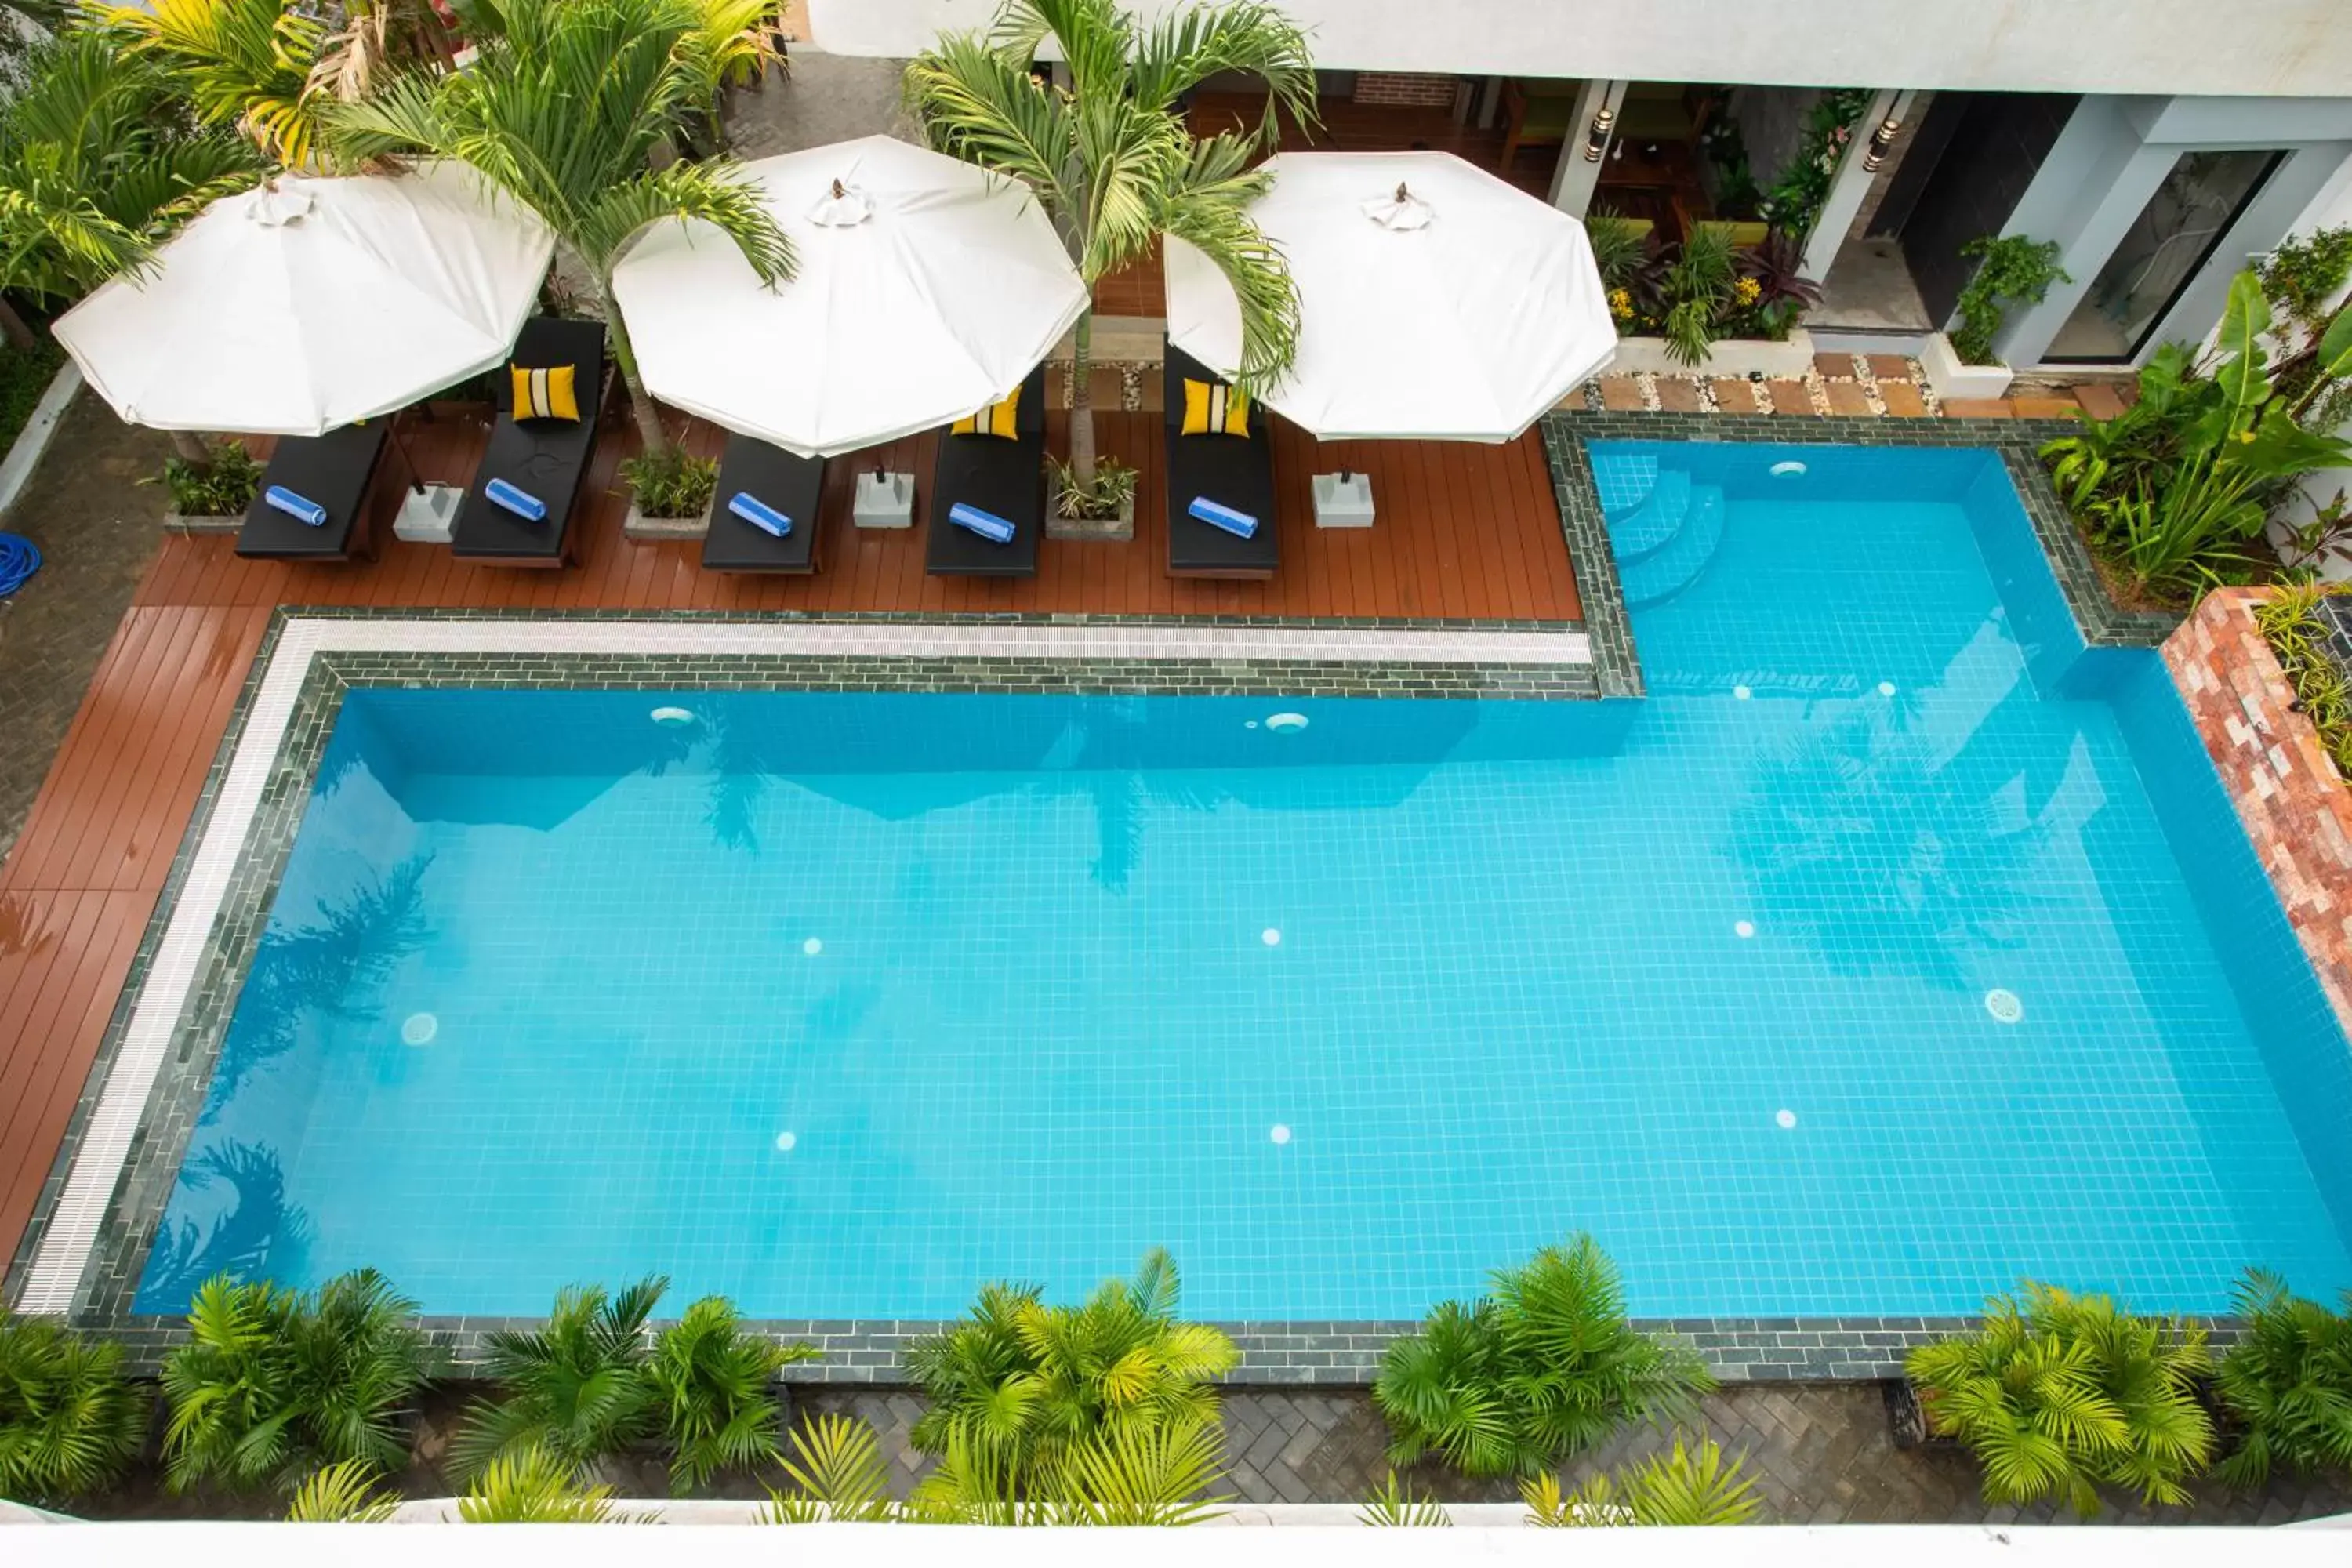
[1985,989,2024,1024]
[1261,927,1283,946]
[1775,1109,1797,1130]
[1878,681,1897,697]
[1265,712,1308,733]
[1270,1123,1293,1145]
[1769,460,1807,478]
[1735,920,1755,939]
[650,706,696,727]
[401,1012,438,1047]
[775,1131,797,1152]
[802,937,823,956]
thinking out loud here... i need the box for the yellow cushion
[510,363,579,423]
[951,384,1022,439]
[1181,378,1250,437]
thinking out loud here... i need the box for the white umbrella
[1164,150,1617,442]
[609,134,1088,458]
[55,162,554,437]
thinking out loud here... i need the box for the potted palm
[331,0,794,532]
[906,0,1314,540]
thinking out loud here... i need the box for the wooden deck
[0,404,1579,1268]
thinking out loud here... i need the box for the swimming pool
[131,441,2352,1323]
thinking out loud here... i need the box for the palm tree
[905,0,1316,504]
[0,31,256,361]
[105,0,330,169]
[329,0,795,456]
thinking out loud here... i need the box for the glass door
[2044,148,2285,363]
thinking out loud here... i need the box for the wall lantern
[1583,105,1615,162]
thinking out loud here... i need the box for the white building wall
[809,0,2352,99]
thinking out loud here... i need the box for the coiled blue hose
[0,532,37,598]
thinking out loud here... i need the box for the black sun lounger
[451,316,607,568]
[925,362,1046,578]
[1164,344,1278,580]
[234,421,396,561]
[702,434,826,573]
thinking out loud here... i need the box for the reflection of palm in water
[140,1139,314,1312]
[1730,700,2047,989]
[201,854,436,1125]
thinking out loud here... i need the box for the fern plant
[450,1278,666,1481]
[647,1295,817,1494]
[161,1269,432,1494]
[0,1316,147,1501]
[906,1249,1237,1479]
[1520,1434,1760,1526]
[1906,1283,2213,1516]
[1373,1236,1712,1479]
[2216,1268,2352,1489]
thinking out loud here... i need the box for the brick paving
[0,390,169,864]
[789,1382,2352,1523]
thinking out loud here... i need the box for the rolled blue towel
[728,491,792,538]
[948,501,1015,544]
[263,485,327,528]
[1188,495,1258,539]
[485,477,546,521]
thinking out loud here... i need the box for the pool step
[1591,449,1660,517]
[1606,468,1690,564]
[1621,482,1727,609]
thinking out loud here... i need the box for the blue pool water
[136,442,2352,1321]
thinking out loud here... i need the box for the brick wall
[2162,587,2352,1029]
[1352,71,1460,109]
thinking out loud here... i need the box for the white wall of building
[808,0,2352,99]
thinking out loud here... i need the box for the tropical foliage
[647,1294,817,1494]
[285,1457,402,1522]
[1905,1283,2213,1516]
[2041,270,2352,602]
[0,32,255,335]
[1950,234,2067,365]
[906,0,1316,500]
[328,0,796,455]
[105,0,329,169]
[1520,1434,1762,1526]
[1372,1235,1713,1479]
[458,1442,634,1522]
[618,446,717,519]
[160,1269,434,1494]
[160,436,266,516]
[765,1408,1232,1526]
[448,1277,666,1481]
[2252,587,2352,780]
[1759,87,1871,241]
[1590,215,1820,364]
[0,1317,147,1501]
[906,1248,1237,1482]
[1356,1468,1451,1526]
[2214,1267,2352,1489]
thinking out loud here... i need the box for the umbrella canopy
[55,162,554,438]
[609,135,1088,458]
[1164,151,1617,442]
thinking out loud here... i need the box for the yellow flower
[1734,276,1762,306]
[1608,287,1635,321]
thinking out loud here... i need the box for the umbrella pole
[387,411,429,496]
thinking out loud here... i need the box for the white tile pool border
[13,614,1590,1314]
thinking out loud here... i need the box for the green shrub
[458,1442,633,1523]
[1905,1283,2213,1516]
[1358,1468,1452,1526]
[285,1457,401,1522]
[1951,234,2068,365]
[161,438,265,517]
[1047,452,1138,522]
[1520,1432,1762,1526]
[0,1316,147,1500]
[618,446,717,518]
[161,1269,432,1494]
[2258,226,2352,334]
[906,1249,1236,1479]
[450,1278,666,1482]
[647,1295,816,1494]
[1372,1235,1712,1479]
[2216,1267,2352,1489]
[2253,587,2352,778]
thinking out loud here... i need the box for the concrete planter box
[1604,327,1816,380]
[623,497,713,540]
[163,509,245,535]
[1920,333,2014,401]
[1045,470,1134,541]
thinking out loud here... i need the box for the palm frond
[902,31,1076,212]
[1128,0,1316,133]
[1359,1469,1451,1526]
[285,1457,401,1522]
[579,160,793,281]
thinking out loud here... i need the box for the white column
[1548,78,1628,218]
[1799,89,1911,281]
[1475,74,1503,130]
